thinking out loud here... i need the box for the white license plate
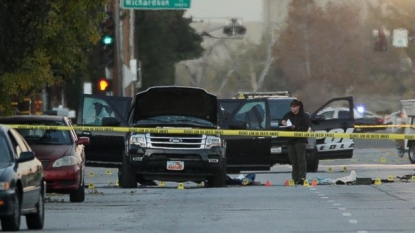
[271,147,282,154]
[167,161,184,171]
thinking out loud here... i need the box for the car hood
[132,86,218,125]
[30,145,72,160]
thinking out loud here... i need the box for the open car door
[311,96,355,160]
[77,94,132,167]
[219,98,270,173]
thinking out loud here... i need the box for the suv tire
[409,144,415,164]
[306,148,319,172]
[120,153,138,188]
[207,160,227,188]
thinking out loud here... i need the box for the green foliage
[45,1,106,80]
[0,0,107,114]
[135,11,204,89]
[0,1,51,74]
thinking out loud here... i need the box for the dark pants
[287,142,307,183]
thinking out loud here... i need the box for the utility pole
[114,0,124,96]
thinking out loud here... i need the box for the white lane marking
[313,191,361,228]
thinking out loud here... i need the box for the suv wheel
[121,153,138,188]
[409,144,415,164]
[306,148,319,172]
[207,161,227,188]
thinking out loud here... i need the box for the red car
[0,115,89,202]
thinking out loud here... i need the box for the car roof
[236,91,292,99]
[0,125,17,135]
[0,115,67,122]
[267,97,296,101]
[0,125,9,131]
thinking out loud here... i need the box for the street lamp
[223,18,246,37]
[197,18,247,39]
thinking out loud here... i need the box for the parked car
[0,115,89,203]
[316,107,385,132]
[219,92,355,173]
[0,125,45,231]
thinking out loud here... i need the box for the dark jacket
[281,111,311,144]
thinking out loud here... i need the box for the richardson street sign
[122,0,191,9]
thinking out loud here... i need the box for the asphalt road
[17,135,415,233]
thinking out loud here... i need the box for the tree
[134,11,204,89]
[271,0,408,111]
[0,0,107,115]
[373,0,415,98]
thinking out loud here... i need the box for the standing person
[280,99,311,185]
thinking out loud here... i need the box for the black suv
[219,92,355,173]
[78,86,226,188]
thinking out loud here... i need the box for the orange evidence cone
[265,180,272,187]
[311,179,318,186]
[284,180,289,186]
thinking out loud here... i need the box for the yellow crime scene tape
[5,124,415,140]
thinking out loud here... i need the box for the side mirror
[77,136,90,145]
[314,115,325,120]
[102,117,121,126]
[18,151,35,163]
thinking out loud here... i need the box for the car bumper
[44,166,82,192]
[127,147,226,182]
[0,190,16,216]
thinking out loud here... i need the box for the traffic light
[99,14,115,68]
[34,100,43,115]
[373,29,388,52]
[97,78,112,93]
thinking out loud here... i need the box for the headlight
[129,134,147,147]
[52,155,78,167]
[0,182,10,190]
[205,136,222,149]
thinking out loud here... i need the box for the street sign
[392,28,408,48]
[122,0,191,10]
